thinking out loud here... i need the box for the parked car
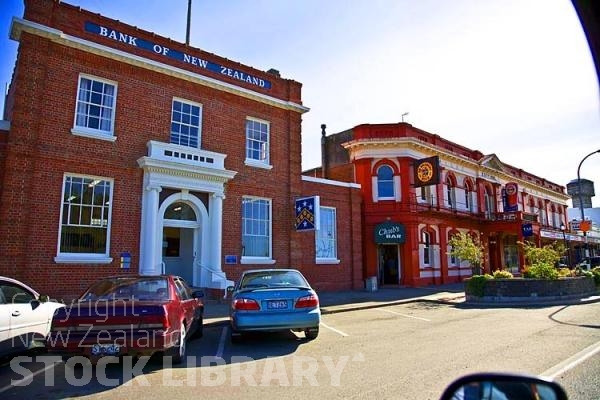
[46,275,203,364]
[228,269,321,343]
[579,256,600,271]
[0,276,65,358]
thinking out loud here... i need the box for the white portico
[137,141,237,289]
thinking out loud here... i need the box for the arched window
[528,197,536,214]
[538,200,546,226]
[422,231,431,265]
[464,179,474,212]
[484,186,494,219]
[446,175,456,209]
[377,165,395,199]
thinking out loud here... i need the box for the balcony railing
[146,140,227,170]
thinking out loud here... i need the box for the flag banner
[504,182,519,212]
[413,156,440,187]
[295,196,320,231]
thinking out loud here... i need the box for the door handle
[12,311,21,317]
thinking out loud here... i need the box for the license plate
[91,343,121,356]
[267,300,287,309]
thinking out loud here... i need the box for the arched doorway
[161,201,200,284]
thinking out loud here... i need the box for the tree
[448,232,484,275]
[519,240,563,267]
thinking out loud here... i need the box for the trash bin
[365,276,378,292]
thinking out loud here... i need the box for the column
[140,185,161,275]
[209,192,225,271]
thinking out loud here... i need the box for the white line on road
[379,308,431,321]
[0,360,60,393]
[320,321,349,337]
[542,340,600,379]
[216,326,228,358]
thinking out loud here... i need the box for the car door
[173,278,196,329]
[0,281,43,350]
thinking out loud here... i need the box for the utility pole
[185,0,192,46]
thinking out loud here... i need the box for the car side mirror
[30,299,41,310]
[191,290,204,299]
[226,286,235,293]
[38,295,49,303]
[439,373,568,400]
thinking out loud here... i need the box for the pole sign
[521,223,533,237]
[295,196,320,231]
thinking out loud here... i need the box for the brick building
[0,0,363,299]
[316,122,595,286]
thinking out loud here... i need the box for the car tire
[304,327,319,340]
[191,316,203,339]
[166,323,186,365]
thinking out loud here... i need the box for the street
[1,300,599,399]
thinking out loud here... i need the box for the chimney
[320,124,328,179]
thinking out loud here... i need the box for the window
[73,75,117,139]
[245,118,270,166]
[242,197,272,259]
[450,244,458,266]
[465,181,474,212]
[446,176,456,208]
[484,188,494,219]
[171,99,201,148]
[57,175,113,261]
[377,165,394,199]
[422,231,431,265]
[0,283,35,304]
[316,207,337,261]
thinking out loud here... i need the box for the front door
[379,245,400,285]
[162,226,196,284]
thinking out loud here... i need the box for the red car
[47,275,203,364]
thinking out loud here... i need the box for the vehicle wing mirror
[439,373,568,400]
[226,286,235,293]
[191,290,204,299]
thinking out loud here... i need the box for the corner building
[318,123,580,286]
[0,0,363,299]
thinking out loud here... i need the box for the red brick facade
[0,0,362,299]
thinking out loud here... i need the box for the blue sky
[1,0,599,207]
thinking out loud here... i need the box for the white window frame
[54,174,114,264]
[245,117,272,169]
[316,206,339,264]
[71,74,118,142]
[376,165,395,200]
[171,97,202,148]
[241,196,274,264]
[446,177,456,209]
[484,190,494,219]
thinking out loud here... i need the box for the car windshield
[239,271,308,290]
[79,277,169,301]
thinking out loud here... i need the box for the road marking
[542,340,600,379]
[0,360,60,393]
[215,326,228,358]
[320,321,349,337]
[379,308,431,321]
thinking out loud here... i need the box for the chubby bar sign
[84,22,272,89]
[374,221,405,244]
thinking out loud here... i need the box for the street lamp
[559,223,570,267]
[576,149,600,260]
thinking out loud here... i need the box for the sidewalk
[203,283,466,325]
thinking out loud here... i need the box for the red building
[317,123,576,286]
[0,0,363,299]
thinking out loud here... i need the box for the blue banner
[85,22,271,89]
[295,196,320,231]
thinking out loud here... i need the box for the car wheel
[166,323,186,365]
[191,316,203,339]
[304,327,319,340]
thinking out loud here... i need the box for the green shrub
[466,274,493,297]
[591,267,600,286]
[524,263,559,280]
[558,268,572,277]
[493,270,513,279]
